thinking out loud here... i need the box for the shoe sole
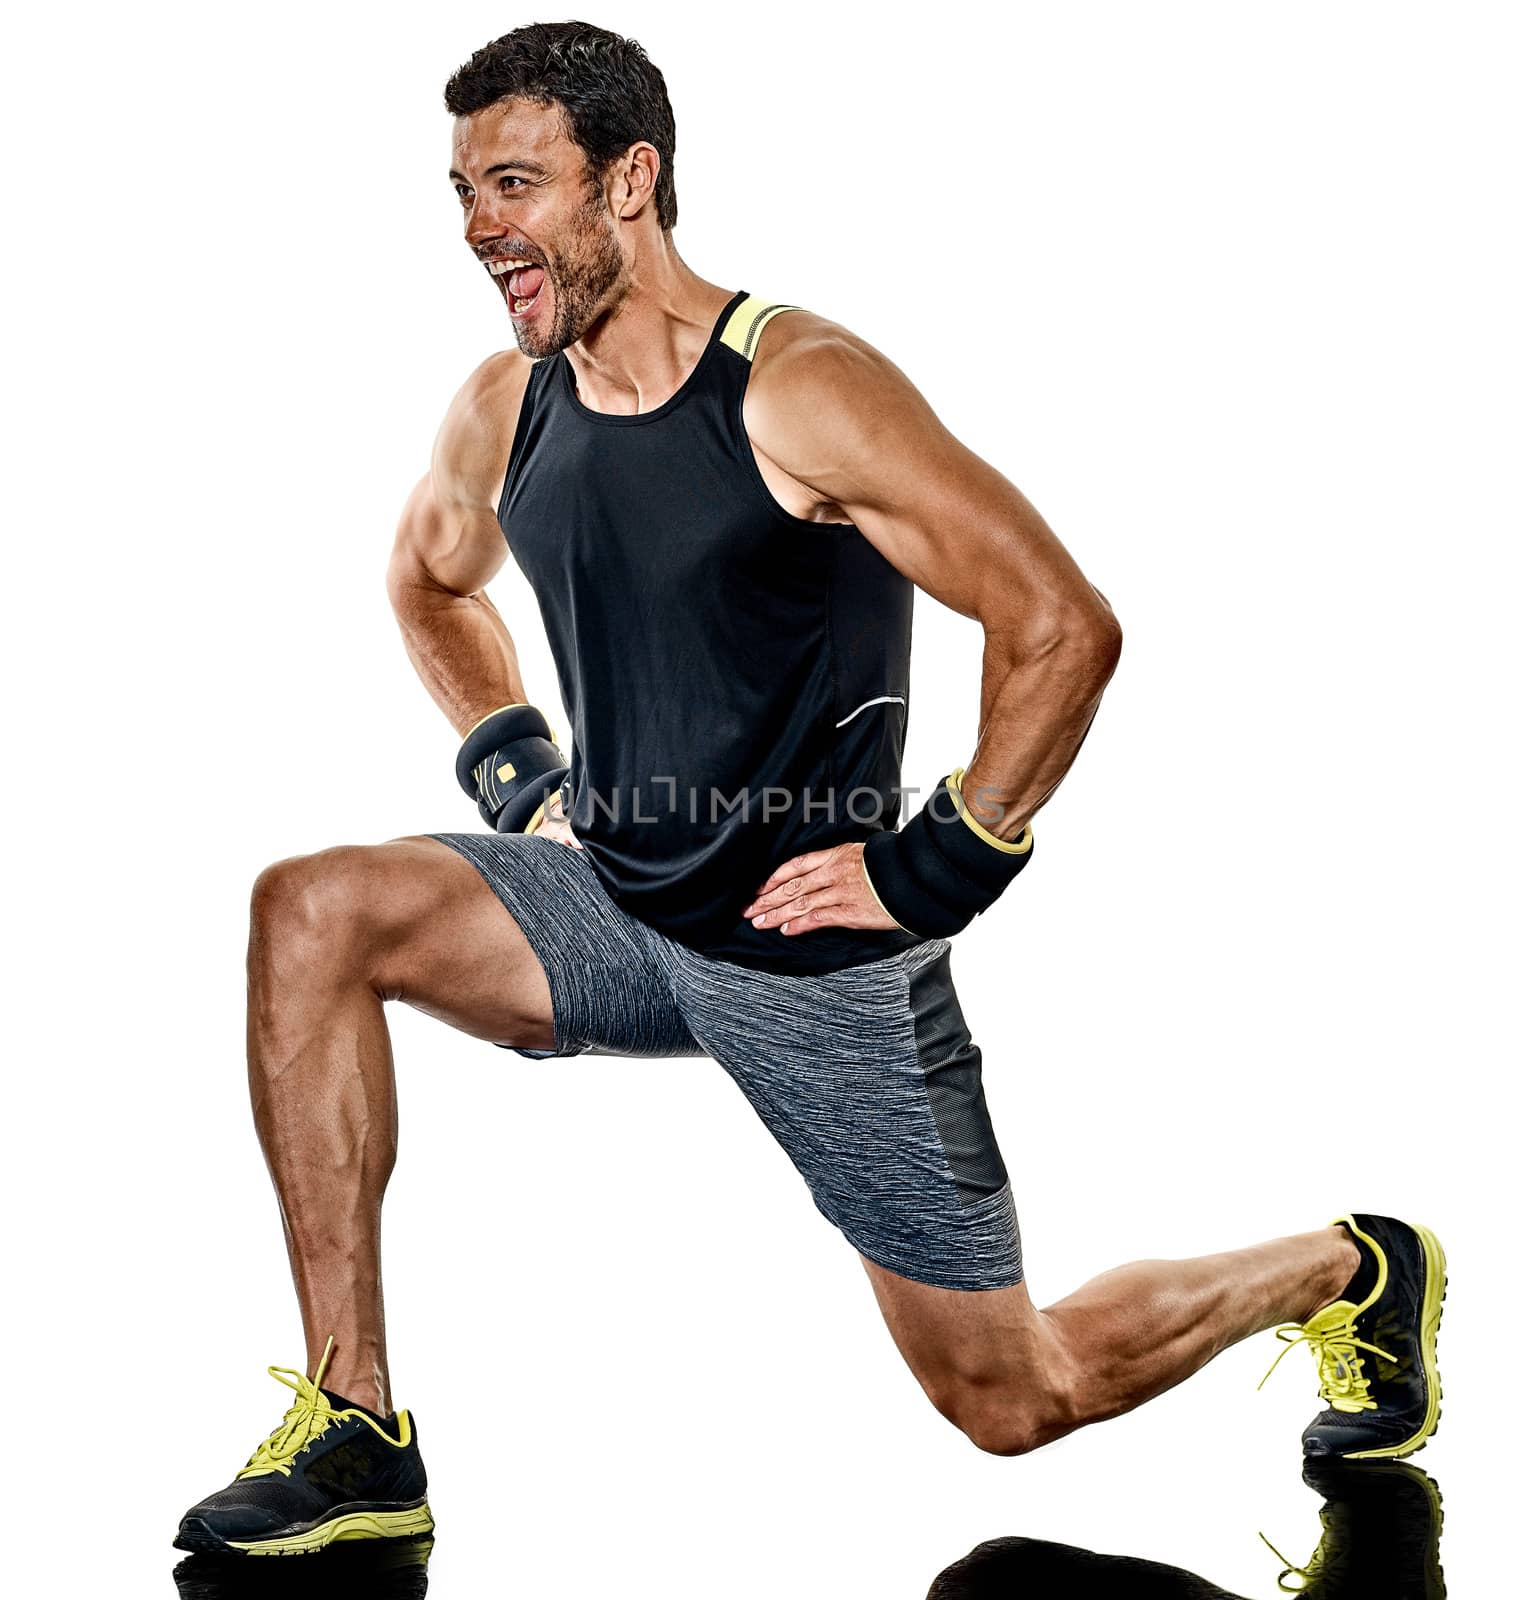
[182,1501,435,1556]
[1344,1221,1446,1460]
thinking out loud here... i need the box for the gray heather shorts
[427,831,1023,1291]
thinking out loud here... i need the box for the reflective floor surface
[172,1535,434,1599]
[926,1459,1443,1598]
[169,1458,1443,1597]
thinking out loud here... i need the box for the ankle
[323,1371,392,1417]
[1309,1225,1364,1316]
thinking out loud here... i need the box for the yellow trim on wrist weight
[947,767,1033,854]
[462,701,533,742]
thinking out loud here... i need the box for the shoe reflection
[1265,1459,1444,1599]
[172,1534,433,1598]
[927,1460,1443,1600]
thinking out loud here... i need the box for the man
[175,20,1446,1556]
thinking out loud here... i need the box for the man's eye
[454,185,472,202]
[500,176,525,191]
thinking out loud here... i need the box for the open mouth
[485,257,547,320]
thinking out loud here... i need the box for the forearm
[961,605,1121,841]
[389,573,529,738]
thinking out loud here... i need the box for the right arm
[387,355,576,843]
[385,352,533,738]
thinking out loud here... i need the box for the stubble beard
[514,184,627,361]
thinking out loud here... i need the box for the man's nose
[464,195,506,246]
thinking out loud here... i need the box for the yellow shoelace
[1257,1528,1326,1593]
[237,1335,397,1479]
[1256,1302,1397,1413]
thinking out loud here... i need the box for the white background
[4,2,1532,1593]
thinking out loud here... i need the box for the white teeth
[487,258,534,275]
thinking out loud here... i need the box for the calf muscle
[244,835,555,1409]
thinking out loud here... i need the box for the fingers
[742,850,843,917]
[535,814,582,851]
[742,842,899,936]
[745,873,888,937]
[542,795,583,849]
[746,849,834,903]
[749,884,873,936]
[742,868,837,920]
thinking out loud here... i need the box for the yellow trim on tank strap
[720,296,802,360]
[861,852,917,936]
[946,767,1032,854]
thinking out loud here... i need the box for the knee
[249,848,375,979]
[956,1396,1056,1458]
[932,1369,1080,1459]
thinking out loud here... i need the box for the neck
[564,243,735,415]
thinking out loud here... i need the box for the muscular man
[175,21,1446,1556]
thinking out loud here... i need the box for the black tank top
[499,289,922,976]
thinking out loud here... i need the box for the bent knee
[249,847,381,969]
[957,1401,1057,1458]
[932,1372,1078,1458]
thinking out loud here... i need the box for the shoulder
[432,349,538,511]
[741,305,946,489]
[743,306,900,414]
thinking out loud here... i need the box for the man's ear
[613,141,661,222]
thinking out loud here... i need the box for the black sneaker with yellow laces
[1259,1212,1447,1460]
[174,1338,433,1556]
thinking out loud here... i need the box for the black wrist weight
[455,704,570,834]
[861,768,1033,938]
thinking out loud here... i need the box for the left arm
[741,318,1121,936]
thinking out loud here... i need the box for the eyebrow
[448,160,552,182]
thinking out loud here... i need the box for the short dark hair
[444,20,679,232]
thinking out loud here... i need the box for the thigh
[424,832,703,1060]
[669,937,1023,1292]
[318,834,562,1050]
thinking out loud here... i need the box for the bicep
[388,356,524,601]
[388,471,508,601]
